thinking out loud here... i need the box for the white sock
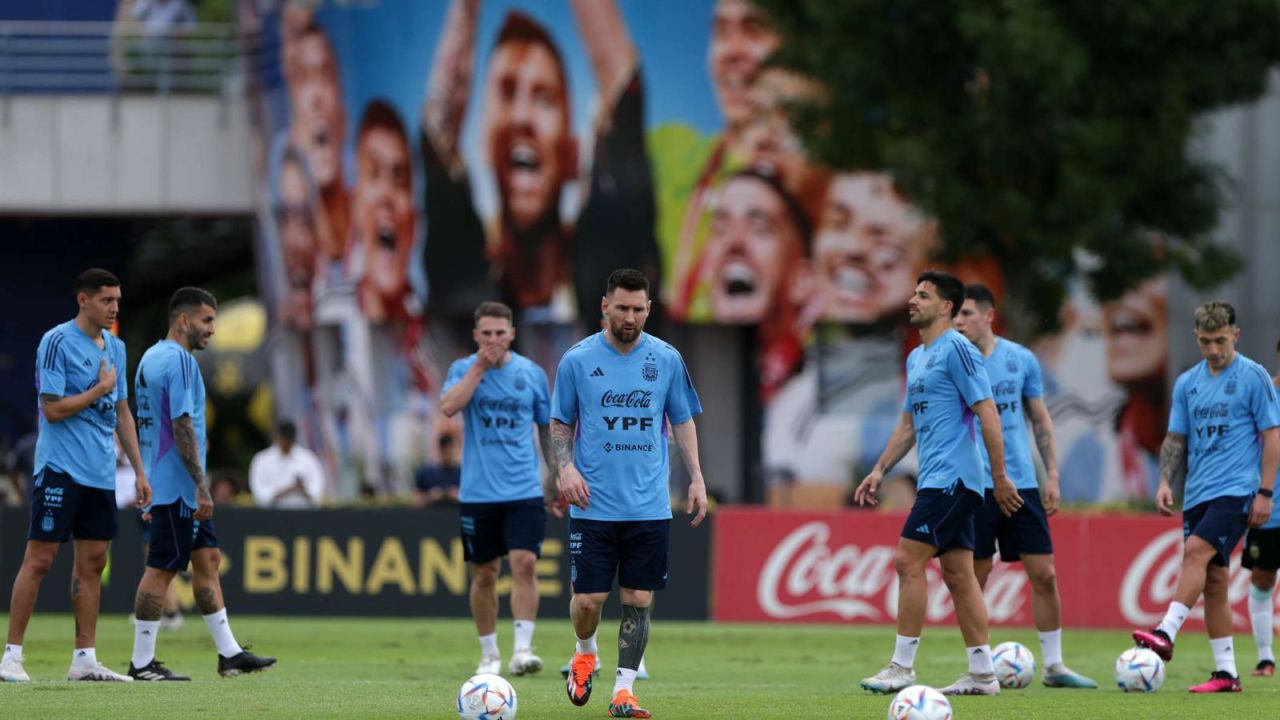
[1210,636,1238,677]
[1157,601,1190,642]
[891,635,921,669]
[1038,628,1064,668]
[71,647,97,667]
[968,645,994,675]
[614,667,637,694]
[203,609,243,658]
[132,620,161,668]
[1249,585,1275,663]
[478,632,499,658]
[513,621,535,652]
[2,644,21,663]
[576,631,598,655]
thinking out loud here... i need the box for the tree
[755,0,1280,332]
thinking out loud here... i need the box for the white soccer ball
[457,673,517,720]
[1115,647,1165,693]
[887,684,952,720]
[992,641,1036,689]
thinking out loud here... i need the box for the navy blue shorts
[1242,527,1280,571]
[459,497,546,564]
[28,468,117,543]
[974,488,1054,561]
[1183,494,1252,567]
[569,518,670,593]
[901,486,982,556]
[147,502,219,571]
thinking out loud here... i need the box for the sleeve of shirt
[1022,347,1044,399]
[167,353,197,420]
[532,365,552,426]
[1168,375,1189,435]
[1249,367,1280,432]
[113,337,129,402]
[247,452,273,507]
[302,449,327,502]
[440,359,466,398]
[550,356,579,425]
[664,351,701,424]
[949,339,993,407]
[37,333,67,397]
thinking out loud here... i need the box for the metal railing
[0,20,251,96]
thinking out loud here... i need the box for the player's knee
[573,593,603,616]
[1252,570,1277,591]
[940,562,972,589]
[23,551,55,577]
[508,552,536,580]
[471,562,499,589]
[894,548,925,580]
[77,551,108,576]
[194,548,222,578]
[1029,565,1058,593]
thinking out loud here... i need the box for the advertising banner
[1,507,710,619]
[713,507,1273,630]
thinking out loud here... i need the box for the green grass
[0,614,1276,718]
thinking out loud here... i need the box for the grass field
[0,614,1276,718]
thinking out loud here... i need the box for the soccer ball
[887,684,952,720]
[1115,647,1164,693]
[992,641,1036,689]
[457,673,517,720]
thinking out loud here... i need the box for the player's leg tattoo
[135,590,164,622]
[194,587,219,615]
[617,603,650,671]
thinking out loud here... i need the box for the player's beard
[609,318,642,345]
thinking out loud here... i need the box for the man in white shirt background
[249,420,326,509]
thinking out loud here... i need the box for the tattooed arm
[1154,432,1186,516]
[538,423,563,517]
[174,415,213,520]
[1024,397,1060,514]
[551,419,590,509]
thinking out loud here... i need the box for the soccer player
[440,301,560,677]
[954,284,1097,688]
[555,269,707,718]
[1242,335,1280,677]
[1133,301,1280,692]
[1,269,151,683]
[127,288,276,681]
[854,270,1022,697]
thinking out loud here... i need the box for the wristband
[1260,488,1274,498]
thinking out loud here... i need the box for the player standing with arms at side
[855,270,1022,697]
[953,284,1097,688]
[1242,335,1280,677]
[1,269,151,683]
[127,288,276,680]
[555,269,707,718]
[1133,302,1280,692]
[440,301,560,677]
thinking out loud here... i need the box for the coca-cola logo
[476,397,521,413]
[600,390,653,408]
[1119,528,1253,626]
[756,521,1027,623]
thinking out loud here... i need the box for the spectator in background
[211,472,248,508]
[413,432,462,507]
[2,431,36,508]
[248,420,325,508]
[130,0,197,39]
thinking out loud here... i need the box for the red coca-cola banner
[713,507,1275,630]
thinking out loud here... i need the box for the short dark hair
[722,169,812,252]
[494,11,568,97]
[168,287,218,323]
[606,268,650,298]
[964,283,996,310]
[276,419,297,442]
[474,301,514,325]
[917,269,965,318]
[75,268,120,297]
[357,98,408,146]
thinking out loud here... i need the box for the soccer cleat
[67,662,133,682]
[1253,660,1275,677]
[0,656,30,683]
[560,655,602,678]
[1132,628,1174,662]
[608,688,652,718]
[859,661,916,694]
[217,649,277,677]
[1188,670,1242,693]
[508,648,543,676]
[636,656,650,680]
[566,652,596,706]
[475,653,501,676]
[940,671,1001,696]
[128,659,191,681]
[1042,663,1099,688]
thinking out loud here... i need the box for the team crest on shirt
[642,362,658,382]
[926,353,939,369]
[1006,356,1018,373]
[515,374,527,392]
[1225,380,1237,396]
